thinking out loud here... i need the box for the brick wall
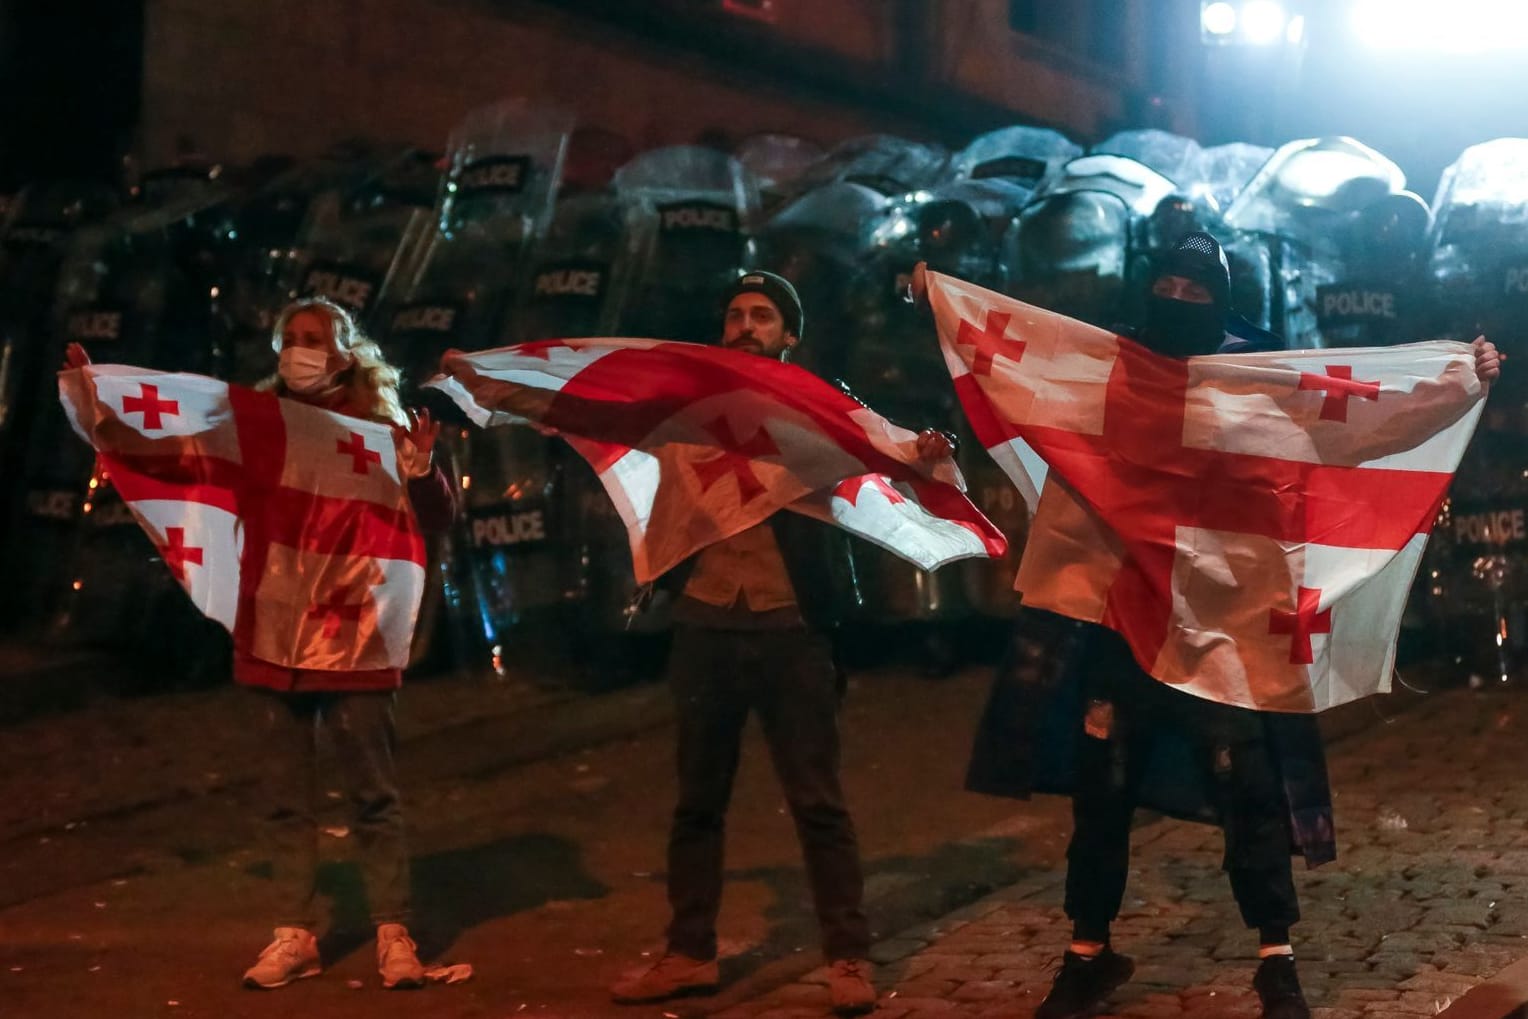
[139,0,1189,168]
[141,0,889,165]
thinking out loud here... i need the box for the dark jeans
[1063,650,1299,937]
[248,688,411,930]
[665,625,870,962]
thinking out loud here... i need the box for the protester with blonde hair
[65,296,456,991]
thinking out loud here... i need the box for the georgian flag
[428,338,1006,582]
[927,270,1485,712]
[59,365,426,671]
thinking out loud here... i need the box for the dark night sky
[0,0,142,188]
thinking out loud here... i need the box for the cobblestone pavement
[718,686,1528,1019]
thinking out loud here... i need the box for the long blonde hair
[258,297,409,428]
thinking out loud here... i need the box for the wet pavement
[2,644,1526,1018]
[728,683,1528,1018]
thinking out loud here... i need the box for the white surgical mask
[278,347,335,394]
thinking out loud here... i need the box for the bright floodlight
[1354,0,1528,51]
[1202,1,1238,36]
[1241,0,1288,45]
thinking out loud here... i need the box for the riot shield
[1092,129,1204,188]
[1315,190,1432,349]
[378,100,572,678]
[1422,139,1528,682]
[222,147,395,385]
[0,180,118,573]
[736,132,827,215]
[1224,136,1407,350]
[1009,153,1177,329]
[7,169,236,677]
[612,145,759,344]
[281,148,440,335]
[815,151,1022,634]
[517,189,668,657]
[791,134,950,198]
[945,127,1080,618]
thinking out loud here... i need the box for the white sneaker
[377,923,425,990]
[242,927,321,989]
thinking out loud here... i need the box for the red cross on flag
[58,365,426,672]
[927,270,1487,713]
[429,338,1006,582]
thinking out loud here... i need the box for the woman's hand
[915,428,954,463]
[64,343,91,370]
[1473,335,1503,387]
[407,407,440,462]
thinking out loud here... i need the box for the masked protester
[1019,233,1317,1019]
[960,232,1500,1019]
[65,297,457,992]
[609,271,956,1017]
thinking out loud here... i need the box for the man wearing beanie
[962,231,1424,1019]
[611,270,955,1016]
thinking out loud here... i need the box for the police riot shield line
[0,180,119,578]
[5,169,238,673]
[376,100,573,677]
[6,117,1528,689]
[1422,139,1528,683]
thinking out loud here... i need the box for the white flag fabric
[928,270,1485,712]
[59,365,426,671]
[428,338,1006,582]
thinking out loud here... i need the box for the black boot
[1035,948,1134,1019]
[1253,955,1311,1019]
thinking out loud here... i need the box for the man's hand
[64,342,91,370]
[915,428,954,463]
[1473,335,1503,387]
[909,261,929,309]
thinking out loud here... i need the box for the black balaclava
[1140,231,1231,359]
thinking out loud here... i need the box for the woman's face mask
[278,346,336,394]
[277,307,349,394]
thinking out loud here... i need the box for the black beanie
[1153,231,1231,312]
[723,270,804,340]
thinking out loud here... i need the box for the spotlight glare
[1202,1,1238,36]
[1355,0,1528,51]
[1241,0,1288,45]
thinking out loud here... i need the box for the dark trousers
[249,688,411,930]
[665,625,870,962]
[1063,660,1300,937]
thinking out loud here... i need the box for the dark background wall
[0,0,144,187]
